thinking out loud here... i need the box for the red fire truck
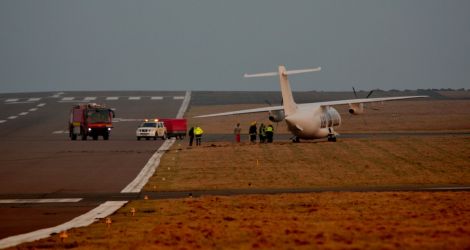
[69,103,115,140]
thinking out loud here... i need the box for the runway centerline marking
[29,108,38,112]
[151,96,163,100]
[106,97,119,100]
[128,96,141,100]
[37,103,46,107]
[84,97,96,101]
[27,98,41,102]
[173,96,185,100]
[5,98,19,102]
[18,112,28,116]
[61,97,74,101]
[0,120,6,124]
[0,198,82,204]
[8,116,18,120]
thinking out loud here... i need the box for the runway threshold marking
[0,198,82,204]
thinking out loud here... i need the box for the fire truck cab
[69,103,115,141]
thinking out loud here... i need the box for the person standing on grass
[233,123,242,143]
[249,122,257,143]
[194,125,204,146]
[188,126,194,146]
[259,123,266,143]
[266,123,274,143]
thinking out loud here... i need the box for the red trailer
[69,103,115,140]
[160,118,187,139]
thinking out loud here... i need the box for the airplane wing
[298,95,428,109]
[194,105,284,118]
[194,95,427,118]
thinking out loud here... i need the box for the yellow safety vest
[266,126,273,132]
[194,127,203,135]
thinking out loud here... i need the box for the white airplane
[195,65,427,142]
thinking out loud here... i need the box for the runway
[0,91,187,240]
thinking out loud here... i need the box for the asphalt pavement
[0,91,185,239]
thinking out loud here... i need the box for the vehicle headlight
[108,128,112,131]
[88,128,92,131]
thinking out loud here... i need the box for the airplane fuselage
[285,106,341,139]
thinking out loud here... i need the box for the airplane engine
[268,110,285,122]
[348,103,364,115]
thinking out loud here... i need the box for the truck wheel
[82,133,87,141]
[103,133,109,140]
[162,133,167,140]
[70,133,77,141]
[93,135,98,140]
[145,137,150,140]
[137,137,141,141]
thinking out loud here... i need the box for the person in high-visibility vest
[265,124,274,143]
[194,125,204,146]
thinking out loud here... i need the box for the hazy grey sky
[1,0,469,93]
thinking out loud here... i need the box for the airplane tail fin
[244,66,321,116]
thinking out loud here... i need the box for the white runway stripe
[84,97,96,101]
[37,103,46,107]
[5,98,19,102]
[8,116,18,119]
[27,98,41,102]
[0,120,6,124]
[128,96,141,100]
[18,112,28,116]
[0,198,82,204]
[106,97,119,100]
[173,96,185,100]
[0,201,127,249]
[61,97,74,101]
[29,108,38,112]
[151,96,163,100]
[52,130,68,134]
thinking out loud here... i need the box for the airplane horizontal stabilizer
[244,67,321,78]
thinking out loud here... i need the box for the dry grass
[146,136,470,191]
[16,192,470,249]
[186,100,470,134]
[12,98,470,249]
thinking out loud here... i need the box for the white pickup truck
[136,120,167,140]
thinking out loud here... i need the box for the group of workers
[236,121,274,143]
[187,121,274,146]
[188,125,203,146]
